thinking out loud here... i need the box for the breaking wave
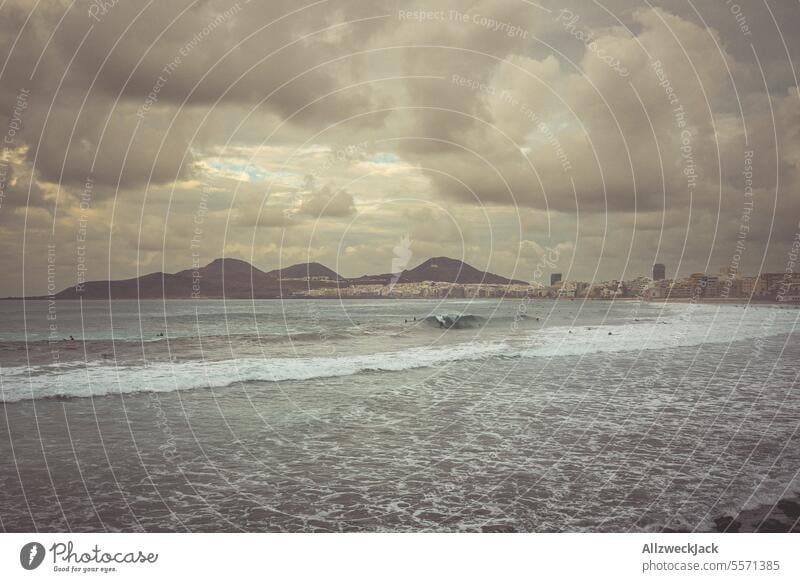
[1,306,796,402]
[0,341,510,402]
[423,314,486,329]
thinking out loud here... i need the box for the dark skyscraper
[551,273,562,286]
[653,263,666,281]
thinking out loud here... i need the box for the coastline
[620,297,799,305]
[4,296,797,305]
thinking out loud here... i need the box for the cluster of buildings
[290,264,800,303]
[297,281,533,299]
[544,264,800,302]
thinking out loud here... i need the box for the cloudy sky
[1,0,798,295]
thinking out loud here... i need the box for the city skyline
[16,251,799,302]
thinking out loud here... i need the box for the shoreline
[3,296,797,305]
[618,296,798,305]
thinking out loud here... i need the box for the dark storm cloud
[0,0,389,190]
[1,0,799,295]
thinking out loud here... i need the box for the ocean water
[0,297,798,532]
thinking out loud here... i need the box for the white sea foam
[1,305,796,402]
[522,307,797,357]
[0,341,511,402]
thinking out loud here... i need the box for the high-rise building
[550,273,562,286]
[652,263,666,281]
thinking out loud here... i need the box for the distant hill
[16,256,526,299]
[351,256,527,286]
[52,272,188,300]
[266,262,342,280]
[175,257,268,279]
[402,257,527,285]
[45,258,343,300]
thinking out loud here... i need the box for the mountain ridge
[11,256,529,299]
[350,256,527,286]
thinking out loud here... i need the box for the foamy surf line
[0,314,795,402]
[0,341,511,402]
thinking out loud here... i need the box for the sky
[1,0,799,295]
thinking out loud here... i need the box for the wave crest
[424,314,486,329]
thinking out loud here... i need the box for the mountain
[46,258,343,300]
[266,262,342,280]
[351,256,527,286]
[401,257,527,285]
[52,271,187,300]
[175,257,268,279]
[17,256,526,300]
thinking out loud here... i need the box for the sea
[0,297,798,532]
